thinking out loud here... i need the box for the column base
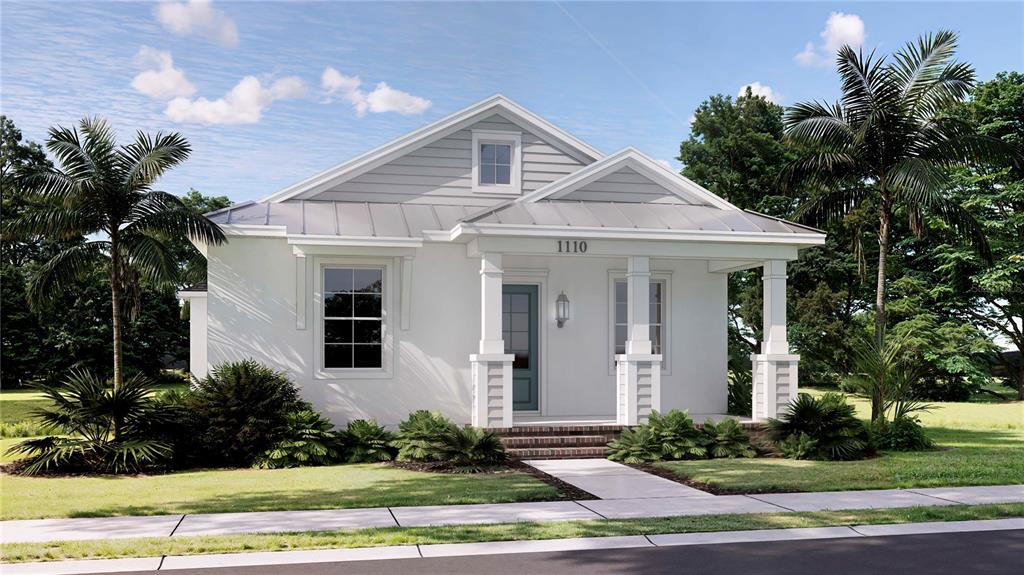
[470,354,514,428]
[615,354,662,426]
[750,353,800,421]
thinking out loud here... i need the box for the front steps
[488,425,623,460]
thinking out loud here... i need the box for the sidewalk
[5,518,1023,574]
[2,458,1021,544]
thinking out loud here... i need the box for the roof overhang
[260,95,604,203]
[451,222,827,246]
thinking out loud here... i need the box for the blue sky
[2,1,1021,203]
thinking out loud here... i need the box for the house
[180,95,825,429]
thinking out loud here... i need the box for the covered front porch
[462,234,805,429]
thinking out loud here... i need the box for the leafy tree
[5,118,226,390]
[783,31,1018,385]
[174,189,231,287]
[929,72,1024,398]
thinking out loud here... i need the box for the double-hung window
[323,267,383,369]
[613,279,665,355]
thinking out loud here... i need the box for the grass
[657,389,1023,493]
[4,502,1022,563]
[0,389,51,437]
[0,464,561,521]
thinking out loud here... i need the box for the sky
[2,1,1022,204]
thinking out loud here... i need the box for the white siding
[561,166,690,204]
[309,114,587,205]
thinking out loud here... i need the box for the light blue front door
[503,285,539,411]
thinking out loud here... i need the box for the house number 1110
[557,240,587,254]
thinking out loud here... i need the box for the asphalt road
[122,529,1023,574]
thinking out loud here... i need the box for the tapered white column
[479,252,504,355]
[617,256,660,425]
[752,259,799,420]
[762,259,790,355]
[626,256,652,355]
[470,252,513,428]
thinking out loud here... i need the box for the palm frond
[119,131,192,190]
[26,242,109,309]
[891,30,961,104]
[119,232,179,285]
[125,194,227,245]
[784,100,853,149]
[795,186,874,227]
[926,198,992,262]
[1,203,99,241]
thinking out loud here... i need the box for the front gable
[520,148,738,210]
[264,96,602,206]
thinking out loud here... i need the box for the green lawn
[657,390,1024,493]
[0,464,562,520]
[4,503,1022,563]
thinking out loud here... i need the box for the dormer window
[480,143,511,185]
[472,130,521,195]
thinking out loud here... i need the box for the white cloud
[165,75,306,124]
[795,12,866,67]
[321,67,432,117]
[131,46,196,100]
[156,0,239,47]
[739,82,780,103]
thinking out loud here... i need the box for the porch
[466,245,802,430]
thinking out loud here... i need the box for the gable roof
[518,147,738,210]
[261,95,604,203]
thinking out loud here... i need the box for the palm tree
[783,31,1018,353]
[5,117,226,391]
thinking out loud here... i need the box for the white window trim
[313,256,396,380]
[607,269,672,375]
[471,129,522,195]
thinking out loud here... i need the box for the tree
[931,72,1024,398]
[783,31,1017,402]
[173,188,231,287]
[5,117,226,391]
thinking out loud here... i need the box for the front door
[503,284,539,411]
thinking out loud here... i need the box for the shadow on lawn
[926,427,1024,447]
[65,470,564,519]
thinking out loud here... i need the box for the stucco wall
[206,238,727,426]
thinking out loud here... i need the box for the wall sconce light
[556,291,570,327]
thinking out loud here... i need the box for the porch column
[177,290,208,380]
[470,253,514,428]
[616,256,661,425]
[751,259,800,420]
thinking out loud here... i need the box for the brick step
[501,435,613,449]
[507,446,609,459]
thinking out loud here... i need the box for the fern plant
[606,426,663,464]
[392,410,455,462]
[649,410,706,460]
[342,419,396,463]
[777,433,818,460]
[432,427,507,472]
[256,410,343,469]
[701,418,756,458]
[767,393,870,460]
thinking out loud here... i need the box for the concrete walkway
[525,459,713,499]
[2,480,1021,545]
[4,518,1023,574]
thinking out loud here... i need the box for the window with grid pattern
[323,267,383,369]
[479,143,512,185]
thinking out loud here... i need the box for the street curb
[3,518,1022,574]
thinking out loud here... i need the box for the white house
[182,95,825,429]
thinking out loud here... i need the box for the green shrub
[188,360,305,466]
[871,416,935,451]
[607,425,664,464]
[727,370,753,417]
[256,410,344,469]
[5,371,175,474]
[701,418,756,458]
[392,410,455,462]
[431,426,507,472]
[776,432,818,460]
[649,410,706,460]
[767,393,871,461]
[0,420,51,438]
[342,419,396,463]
